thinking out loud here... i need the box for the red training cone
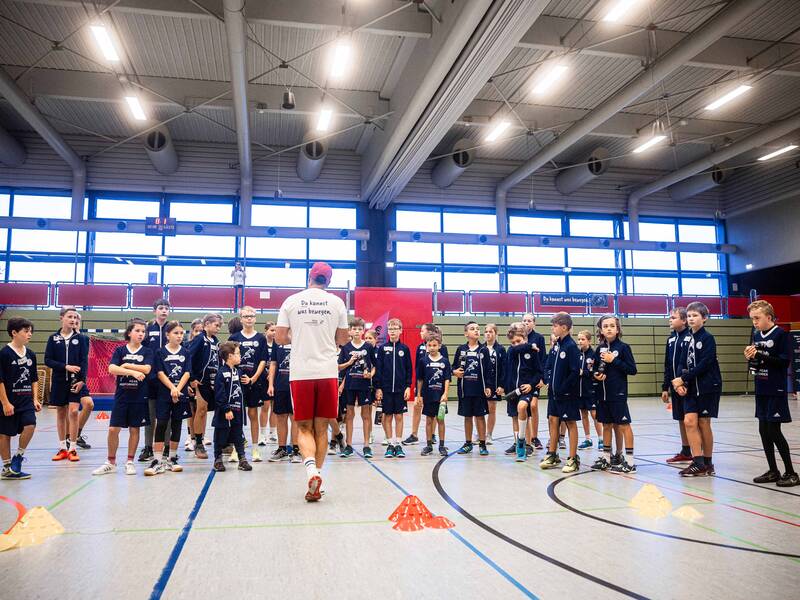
[95,411,110,420]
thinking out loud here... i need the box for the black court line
[547,471,800,559]
[432,454,650,600]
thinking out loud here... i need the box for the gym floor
[0,396,798,600]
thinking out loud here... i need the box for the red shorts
[290,378,339,421]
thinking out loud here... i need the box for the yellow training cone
[0,534,18,552]
[672,505,703,523]
[6,507,65,548]
[629,483,672,519]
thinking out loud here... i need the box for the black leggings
[758,420,795,474]
[155,417,182,444]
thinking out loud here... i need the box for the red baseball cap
[309,262,333,285]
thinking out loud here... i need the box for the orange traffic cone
[388,495,454,532]
[95,411,110,420]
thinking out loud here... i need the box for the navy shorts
[243,383,263,409]
[548,396,580,422]
[596,401,632,425]
[458,395,488,418]
[0,408,36,436]
[110,398,149,428]
[273,390,293,415]
[507,394,536,418]
[670,390,685,421]
[380,391,407,415]
[49,382,88,406]
[345,389,372,407]
[684,393,720,418]
[755,394,791,423]
[422,398,444,418]
[196,383,216,411]
[156,396,190,421]
[579,395,597,412]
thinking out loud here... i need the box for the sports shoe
[138,446,154,462]
[228,449,239,463]
[204,438,212,446]
[125,461,136,475]
[532,437,543,450]
[432,434,437,444]
[269,432,278,443]
[144,460,166,476]
[394,445,406,458]
[610,453,622,466]
[268,448,289,462]
[257,436,267,447]
[336,433,346,454]
[195,445,208,459]
[753,470,780,483]
[327,439,338,455]
[340,445,354,458]
[578,439,593,450]
[305,475,322,502]
[213,459,226,472]
[539,453,561,469]
[610,460,636,474]
[363,446,373,459]
[505,443,517,455]
[8,455,30,479]
[76,434,91,450]
[486,434,493,446]
[222,444,234,456]
[1,467,27,480]
[479,445,489,456]
[421,445,433,456]
[591,457,610,471]
[562,456,580,473]
[68,449,80,462]
[515,440,526,462]
[238,459,253,471]
[402,434,419,446]
[52,449,69,461]
[679,463,706,477]
[369,433,375,445]
[92,461,116,476]
[438,445,448,457]
[705,462,715,476]
[526,444,534,457]
[597,442,604,451]
[184,438,195,452]
[384,445,395,458]
[457,443,473,454]
[777,472,800,487]
[252,448,262,462]
[291,450,302,463]
[558,437,566,450]
[167,458,183,472]
[666,452,692,464]
[381,438,389,446]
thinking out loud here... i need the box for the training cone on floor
[388,495,454,532]
[4,507,64,550]
[629,483,672,519]
[95,411,110,420]
[672,505,703,523]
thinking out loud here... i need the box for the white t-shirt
[232,268,245,285]
[276,287,348,381]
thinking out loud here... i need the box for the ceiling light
[124,96,147,121]
[632,134,667,154]
[485,119,511,143]
[329,40,351,80]
[745,263,753,270]
[757,144,798,161]
[200,258,207,265]
[603,0,639,22]
[90,25,120,61]
[316,107,333,132]
[704,84,752,111]
[385,261,395,268]
[531,64,569,96]
[158,255,168,263]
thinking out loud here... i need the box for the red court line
[616,473,800,529]
[0,495,28,534]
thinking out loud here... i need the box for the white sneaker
[229,449,239,463]
[486,434,493,445]
[184,438,195,452]
[125,461,136,475]
[381,438,389,446]
[92,461,116,476]
[204,438,212,446]
[144,460,167,476]
[369,433,375,445]
[252,448,262,462]
[269,432,278,443]
[167,458,183,472]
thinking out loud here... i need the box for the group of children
[0,301,795,487]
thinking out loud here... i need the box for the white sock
[518,419,527,444]
[303,457,318,479]
[260,427,267,437]
[16,448,24,457]
[59,439,67,450]
[603,448,611,462]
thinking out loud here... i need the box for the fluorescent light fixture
[531,64,569,96]
[329,40,351,80]
[603,0,639,22]
[485,119,511,143]
[316,107,333,132]
[745,263,753,270]
[632,134,667,154]
[90,25,120,61]
[704,84,751,110]
[125,259,134,265]
[757,144,798,161]
[200,258,207,265]
[158,255,168,263]
[124,96,147,121]
[385,261,395,268]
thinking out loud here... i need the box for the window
[170,201,233,223]
[0,194,9,216]
[626,250,677,270]
[309,239,356,261]
[309,206,356,229]
[244,266,308,287]
[624,221,676,242]
[244,237,306,260]
[10,229,86,254]
[12,194,72,219]
[626,276,678,295]
[506,246,564,267]
[508,273,565,293]
[95,232,163,255]
[396,242,441,263]
[164,235,236,257]
[94,262,159,284]
[569,218,614,238]
[680,252,720,272]
[329,268,356,289]
[396,209,440,232]
[0,230,6,252]
[443,212,496,234]
[509,216,562,236]
[445,271,499,292]
[679,224,716,244]
[163,265,232,285]
[567,248,615,268]
[251,203,306,227]
[569,275,617,293]
[397,270,440,289]
[96,199,160,220]
[8,260,85,283]
[443,244,498,266]
[681,277,721,296]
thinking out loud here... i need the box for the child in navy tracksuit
[338,317,375,458]
[453,321,491,456]
[504,323,542,461]
[141,298,171,462]
[541,312,582,473]
[671,302,722,477]
[407,322,449,446]
[0,318,40,480]
[591,315,637,473]
[576,330,601,450]
[188,313,222,458]
[745,300,797,487]
[523,313,546,449]
[416,333,451,457]
[213,341,251,472]
[374,318,413,459]
[483,323,506,445]
[662,307,693,464]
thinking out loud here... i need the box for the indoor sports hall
[0,1,798,599]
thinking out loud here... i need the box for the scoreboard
[145,217,177,236]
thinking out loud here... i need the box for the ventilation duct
[432,139,474,188]
[667,167,725,201]
[554,147,609,195]
[0,126,25,167]
[143,127,179,175]
[296,135,328,182]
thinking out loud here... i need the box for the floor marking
[0,495,28,534]
[47,479,96,511]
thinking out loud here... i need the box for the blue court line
[360,455,539,600]
[150,469,216,600]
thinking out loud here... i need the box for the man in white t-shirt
[231,262,246,310]
[276,262,349,502]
